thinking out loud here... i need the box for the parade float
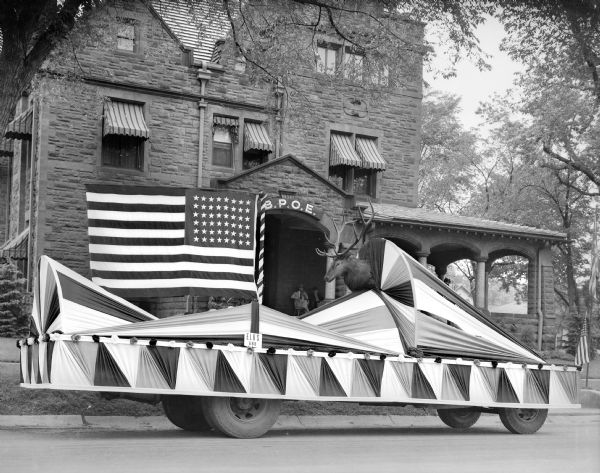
[18,187,580,438]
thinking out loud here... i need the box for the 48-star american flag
[85,185,259,299]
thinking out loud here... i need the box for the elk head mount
[316,202,376,292]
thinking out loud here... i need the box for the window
[102,135,144,170]
[316,45,338,75]
[328,132,386,198]
[212,126,233,167]
[102,100,148,170]
[243,121,273,169]
[343,50,364,81]
[117,19,136,52]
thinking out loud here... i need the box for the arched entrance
[262,211,328,314]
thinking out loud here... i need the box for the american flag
[85,185,258,299]
[575,317,590,366]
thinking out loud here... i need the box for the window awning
[244,122,273,152]
[103,101,149,139]
[0,227,29,259]
[0,138,13,157]
[356,137,386,170]
[330,133,361,167]
[213,116,239,142]
[5,108,32,140]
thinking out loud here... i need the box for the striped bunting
[86,185,259,299]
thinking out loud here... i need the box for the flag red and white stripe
[86,185,258,299]
[575,317,590,366]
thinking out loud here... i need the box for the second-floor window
[212,116,238,168]
[316,45,338,75]
[102,100,149,170]
[328,132,386,198]
[117,19,136,52]
[343,50,364,81]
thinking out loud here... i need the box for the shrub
[0,258,28,337]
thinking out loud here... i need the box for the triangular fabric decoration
[19,345,27,384]
[379,292,415,350]
[411,363,436,399]
[326,357,353,395]
[504,367,525,403]
[64,341,98,385]
[26,345,33,384]
[358,359,385,397]
[448,364,470,401]
[319,357,347,397]
[249,354,280,395]
[383,281,415,308]
[147,345,180,389]
[294,355,321,395]
[214,350,246,393]
[52,341,91,386]
[94,343,131,387]
[46,341,56,383]
[480,367,500,402]
[418,362,443,399]
[258,353,288,395]
[136,346,171,389]
[441,366,465,401]
[286,356,318,397]
[391,361,413,396]
[175,347,218,391]
[222,349,253,392]
[524,369,550,404]
[556,370,578,404]
[470,365,494,403]
[38,341,47,383]
[45,287,61,333]
[30,343,40,384]
[351,359,376,397]
[549,371,573,405]
[497,369,519,403]
[104,342,140,387]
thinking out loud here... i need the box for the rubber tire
[437,408,482,429]
[162,395,211,432]
[498,408,548,434]
[201,396,282,439]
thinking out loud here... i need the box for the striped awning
[330,133,361,167]
[244,122,273,152]
[356,137,386,170]
[103,101,149,139]
[0,138,13,157]
[5,108,32,140]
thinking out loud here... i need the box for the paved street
[1,414,598,473]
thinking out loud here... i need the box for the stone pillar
[475,257,487,309]
[415,251,429,266]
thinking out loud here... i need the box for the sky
[424,16,522,130]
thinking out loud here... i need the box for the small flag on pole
[575,317,590,366]
[85,185,259,299]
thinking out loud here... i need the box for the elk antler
[315,200,375,258]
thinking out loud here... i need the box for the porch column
[415,251,429,267]
[474,257,487,309]
[324,258,336,300]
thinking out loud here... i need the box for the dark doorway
[263,212,327,315]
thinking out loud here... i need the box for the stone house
[0,0,564,349]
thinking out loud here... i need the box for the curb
[1,410,598,431]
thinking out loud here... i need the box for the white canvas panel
[381,240,413,290]
[380,361,410,399]
[549,371,572,405]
